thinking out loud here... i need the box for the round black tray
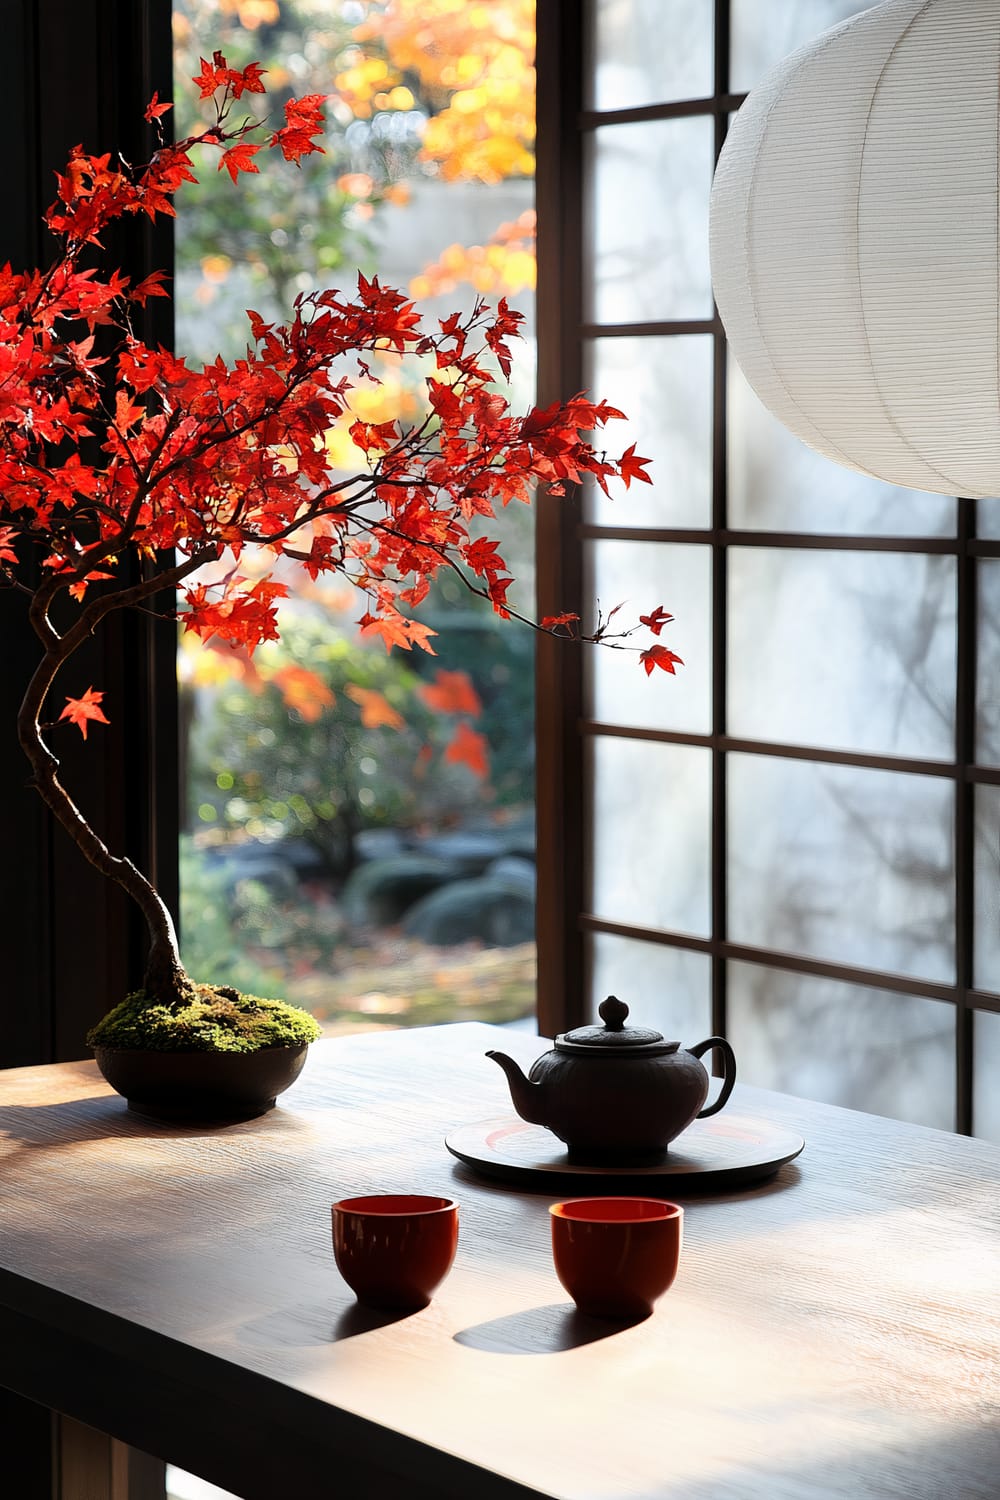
[445,1113,804,1194]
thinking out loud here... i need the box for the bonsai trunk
[20,700,193,1005]
[17,561,212,1009]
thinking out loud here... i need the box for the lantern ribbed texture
[710,0,1000,499]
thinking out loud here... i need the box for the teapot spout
[486,1050,547,1126]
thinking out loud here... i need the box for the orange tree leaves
[344,682,406,730]
[444,721,490,780]
[270,663,336,722]
[418,669,482,718]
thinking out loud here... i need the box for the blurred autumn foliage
[412,209,536,302]
[169,3,544,1018]
[185,620,497,878]
[173,0,536,340]
[338,0,534,184]
[173,0,540,795]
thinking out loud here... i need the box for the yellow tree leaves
[338,1,536,303]
[411,210,536,299]
[336,0,535,184]
[216,0,279,30]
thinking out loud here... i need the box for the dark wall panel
[0,0,175,1065]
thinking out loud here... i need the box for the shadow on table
[0,1091,314,1155]
[454,1302,642,1354]
[330,1303,417,1340]
[448,1158,804,1202]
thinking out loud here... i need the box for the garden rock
[200,844,300,901]
[413,830,507,876]
[354,828,411,863]
[487,855,536,894]
[341,854,458,927]
[495,814,536,862]
[402,875,535,947]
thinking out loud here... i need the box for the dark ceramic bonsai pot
[93,1043,310,1123]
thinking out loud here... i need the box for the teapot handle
[687,1036,737,1119]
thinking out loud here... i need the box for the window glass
[973,1010,1000,1143]
[730,1,873,94]
[174,1,537,1038]
[728,363,957,537]
[728,962,955,1131]
[585,118,714,324]
[583,336,713,529]
[585,0,713,110]
[584,541,710,733]
[729,548,956,760]
[728,754,955,984]
[588,933,711,1041]
[979,502,1000,539]
[977,561,1000,765]
[589,738,711,935]
[974,786,1000,994]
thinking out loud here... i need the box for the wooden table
[0,1023,998,1500]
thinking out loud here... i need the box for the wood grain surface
[0,1023,997,1500]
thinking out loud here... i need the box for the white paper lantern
[710,0,1000,499]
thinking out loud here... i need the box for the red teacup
[331,1194,459,1310]
[550,1197,683,1320]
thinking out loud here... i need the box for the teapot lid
[557,996,678,1055]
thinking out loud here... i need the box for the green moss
[86,983,322,1054]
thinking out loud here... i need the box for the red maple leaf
[219,142,261,184]
[234,62,267,97]
[143,93,173,123]
[358,610,438,655]
[68,569,115,602]
[640,645,684,677]
[271,95,326,164]
[128,270,170,304]
[638,605,674,636]
[182,579,289,653]
[193,55,227,99]
[541,612,580,633]
[617,443,653,489]
[59,686,110,739]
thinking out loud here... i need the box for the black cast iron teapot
[486,996,737,1162]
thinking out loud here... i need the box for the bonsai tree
[0,52,680,1052]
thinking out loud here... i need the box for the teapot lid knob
[599,995,630,1031]
[559,996,669,1050]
